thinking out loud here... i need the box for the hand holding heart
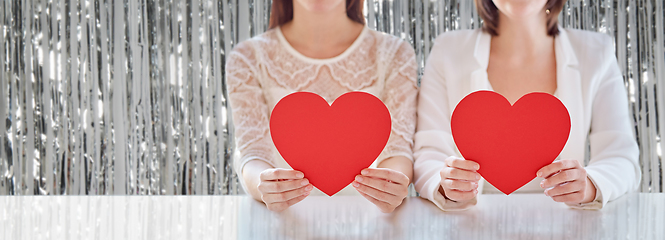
[451,91,572,197]
[353,168,410,213]
[538,159,597,204]
[269,91,406,212]
[257,168,314,212]
[270,92,392,197]
[438,157,597,204]
[438,156,481,202]
[446,90,599,205]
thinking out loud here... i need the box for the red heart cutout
[451,91,571,195]
[270,92,392,196]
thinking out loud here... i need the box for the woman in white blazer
[413,0,640,211]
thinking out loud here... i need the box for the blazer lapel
[470,30,492,91]
[554,28,586,161]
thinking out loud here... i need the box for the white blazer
[413,27,641,211]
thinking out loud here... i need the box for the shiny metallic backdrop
[0,0,663,195]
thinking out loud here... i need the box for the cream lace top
[226,26,418,195]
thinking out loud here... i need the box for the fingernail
[475,164,480,170]
[305,185,313,191]
[472,182,478,188]
[304,191,310,196]
[537,172,542,177]
[475,174,481,180]
[544,191,549,196]
[296,172,304,178]
[352,181,360,187]
[301,179,309,186]
[355,176,363,182]
[473,189,478,194]
[540,181,545,188]
[361,169,369,175]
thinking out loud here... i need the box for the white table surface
[1,193,663,240]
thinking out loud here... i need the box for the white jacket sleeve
[568,36,641,210]
[413,41,476,211]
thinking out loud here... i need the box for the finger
[441,167,481,181]
[353,180,400,204]
[444,157,480,171]
[360,168,409,186]
[355,175,407,197]
[266,191,310,212]
[260,169,304,181]
[541,169,583,188]
[262,184,313,204]
[444,189,478,202]
[258,178,310,193]
[537,160,580,178]
[545,180,586,197]
[357,191,395,213]
[442,179,478,191]
[284,191,310,207]
[550,191,585,203]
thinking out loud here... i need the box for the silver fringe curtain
[0,0,663,195]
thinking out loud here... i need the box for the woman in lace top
[226,0,418,213]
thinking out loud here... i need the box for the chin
[493,0,547,19]
[295,0,346,13]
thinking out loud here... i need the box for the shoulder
[229,29,281,61]
[429,29,481,60]
[364,29,416,70]
[432,29,480,47]
[559,28,624,102]
[562,28,614,51]
[426,29,481,69]
[562,29,614,55]
[561,28,616,69]
[559,28,621,87]
[366,29,415,57]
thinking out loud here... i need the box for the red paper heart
[270,92,391,196]
[451,91,571,195]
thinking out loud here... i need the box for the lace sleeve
[226,42,276,176]
[377,40,418,165]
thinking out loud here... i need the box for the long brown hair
[269,0,365,29]
[474,0,567,36]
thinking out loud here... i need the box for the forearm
[377,156,413,183]
[242,160,273,202]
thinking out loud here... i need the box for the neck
[280,1,364,58]
[492,11,553,58]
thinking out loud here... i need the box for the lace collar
[275,26,370,64]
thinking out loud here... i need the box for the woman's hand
[257,168,313,212]
[438,156,481,202]
[353,168,410,213]
[537,159,596,204]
